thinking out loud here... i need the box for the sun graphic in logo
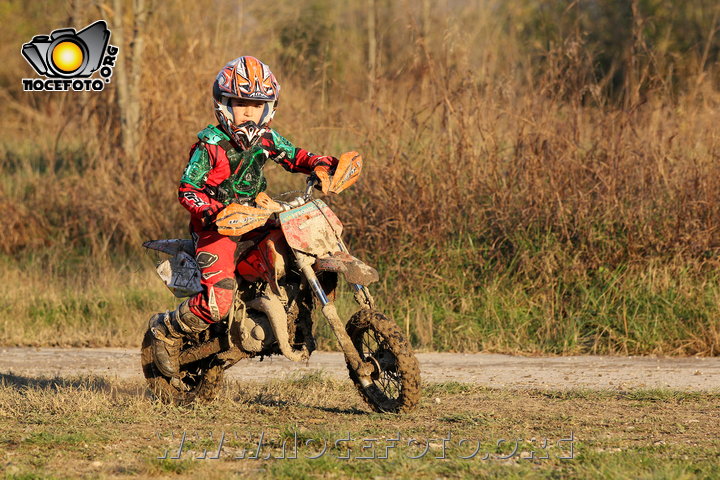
[51,41,84,73]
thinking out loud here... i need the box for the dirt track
[2,347,719,390]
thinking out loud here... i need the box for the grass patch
[3,249,719,356]
[146,457,196,474]
[0,375,718,479]
[424,382,477,395]
[22,431,92,447]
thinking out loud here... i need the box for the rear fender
[143,239,194,256]
[155,251,202,298]
[143,239,202,297]
[314,251,379,286]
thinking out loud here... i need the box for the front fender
[314,251,379,286]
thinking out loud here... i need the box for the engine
[229,307,277,353]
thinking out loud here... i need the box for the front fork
[297,256,375,385]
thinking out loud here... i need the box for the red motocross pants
[187,230,238,323]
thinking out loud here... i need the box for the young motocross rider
[149,56,344,378]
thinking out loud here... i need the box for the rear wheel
[346,310,420,413]
[141,330,225,405]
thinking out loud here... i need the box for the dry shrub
[1,0,719,353]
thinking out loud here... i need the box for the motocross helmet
[212,56,280,149]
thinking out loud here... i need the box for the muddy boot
[149,301,209,378]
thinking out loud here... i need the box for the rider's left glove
[201,208,217,229]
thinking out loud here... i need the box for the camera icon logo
[21,20,119,92]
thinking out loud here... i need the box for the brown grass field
[1,373,719,479]
[1,2,720,476]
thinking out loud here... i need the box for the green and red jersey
[179,124,337,231]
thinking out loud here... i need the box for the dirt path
[2,347,719,390]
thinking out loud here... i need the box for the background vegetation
[1,0,719,354]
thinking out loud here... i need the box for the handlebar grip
[304,174,318,200]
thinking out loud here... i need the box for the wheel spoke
[388,377,401,394]
[378,376,389,395]
[381,378,391,395]
[361,334,375,357]
[357,328,402,401]
[381,379,397,399]
[386,369,402,382]
[377,369,401,400]
[344,311,420,413]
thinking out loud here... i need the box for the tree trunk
[112,0,151,172]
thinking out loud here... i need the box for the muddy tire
[346,310,420,413]
[141,330,225,405]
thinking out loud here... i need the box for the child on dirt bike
[149,56,346,378]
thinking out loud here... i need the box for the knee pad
[207,282,236,322]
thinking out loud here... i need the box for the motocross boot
[149,300,209,378]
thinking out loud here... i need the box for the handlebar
[304,174,319,201]
[271,175,318,213]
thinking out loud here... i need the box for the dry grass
[1,1,719,353]
[0,373,718,479]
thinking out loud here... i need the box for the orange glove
[254,191,283,213]
[313,165,331,194]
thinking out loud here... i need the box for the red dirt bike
[141,154,420,412]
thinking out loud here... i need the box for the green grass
[2,246,719,355]
[372,242,720,355]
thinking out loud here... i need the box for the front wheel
[346,310,421,413]
[140,330,225,405]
